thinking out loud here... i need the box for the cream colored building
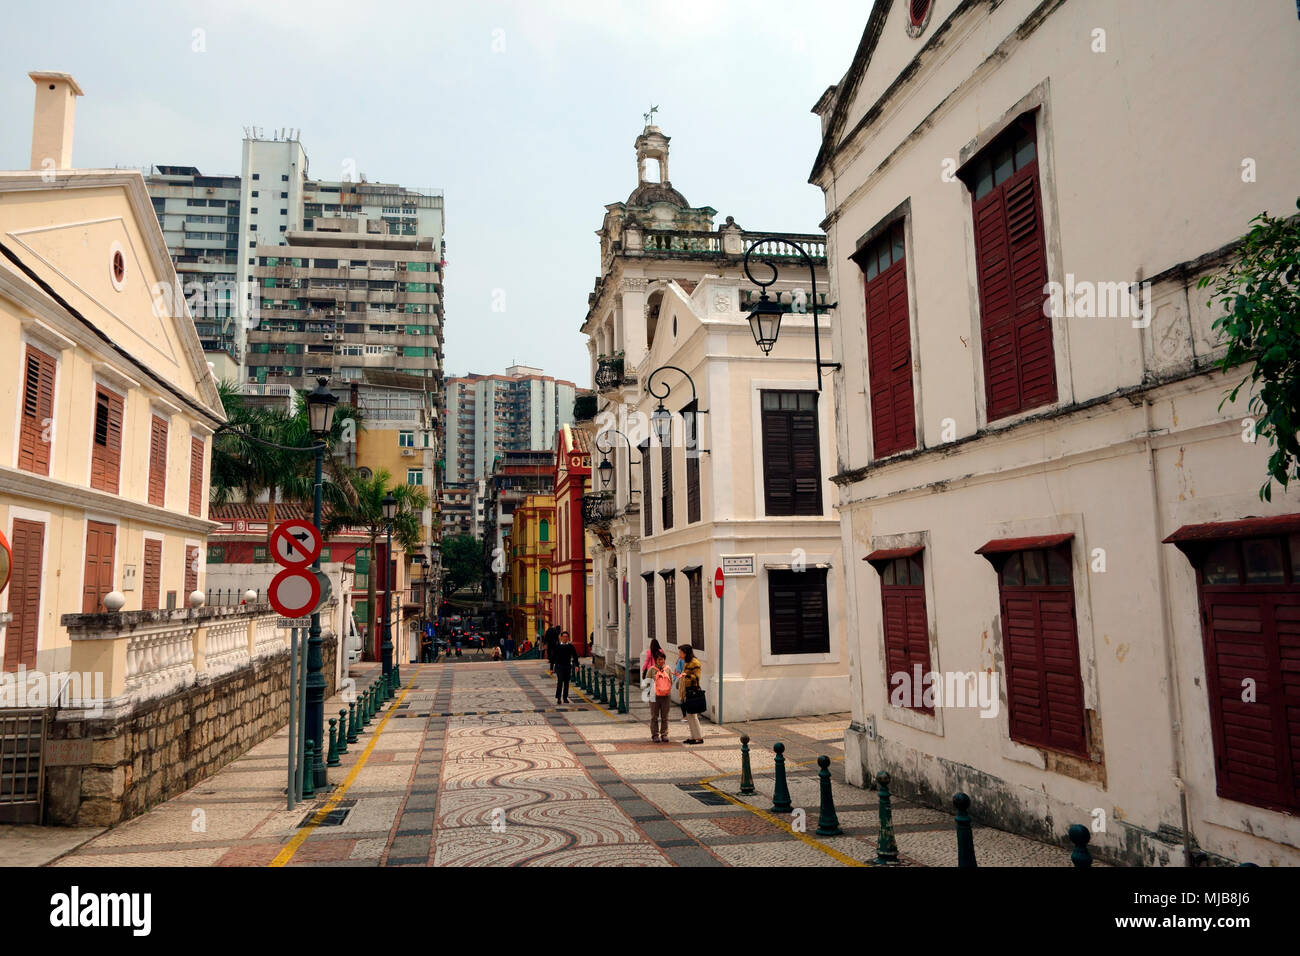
[813,0,1300,864]
[1,72,226,674]
[581,123,846,719]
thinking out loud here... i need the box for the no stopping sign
[269,567,329,618]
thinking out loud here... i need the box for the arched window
[539,569,550,592]
[539,519,549,542]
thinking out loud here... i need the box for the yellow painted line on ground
[573,687,617,719]
[695,760,867,868]
[270,668,423,867]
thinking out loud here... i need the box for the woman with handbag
[678,645,705,744]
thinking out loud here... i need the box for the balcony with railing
[582,491,617,529]
[594,357,625,393]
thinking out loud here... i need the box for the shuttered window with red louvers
[82,521,117,614]
[5,518,45,671]
[996,546,1087,756]
[643,573,656,646]
[18,345,56,476]
[687,569,705,650]
[148,416,168,507]
[880,555,932,713]
[858,221,916,458]
[686,452,701,524]
[184,545,200,596]
[661,444,674,530]
[142,538,162,611]
[662,572,678,646]
[965,114,1056,421]
[189,437,205,517]
[640,441,653,537]
[761,391,822,516]
[90,387,125,494]
[1193,535,1300,813]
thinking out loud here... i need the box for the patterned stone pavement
[39,659,1079,867]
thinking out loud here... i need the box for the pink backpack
[653,667,672,697]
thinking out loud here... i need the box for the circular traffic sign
[269,567,322,618]
[270,519,322,568]
[0,529,11,594]
[714,567,724,598]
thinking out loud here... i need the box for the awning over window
[1163,514,1300,547]
[863,545,922,571]
[681,564,702,574]
[975,533,1073,557]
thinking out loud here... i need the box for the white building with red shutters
[814,0,1300,864]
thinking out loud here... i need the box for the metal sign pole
[288,627,299,811]
[717,589,725,726]
[296,628,309,802]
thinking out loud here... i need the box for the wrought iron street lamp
[597,454,615,490]
[647,365,709,454]
[381,492,399,695]
[213,376,338,789]
[742,236,840,390]
[593,428,642,490]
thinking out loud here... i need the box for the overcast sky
[0,0,866,386]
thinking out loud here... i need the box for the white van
[343,613,362,666]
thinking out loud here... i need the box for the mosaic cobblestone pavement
[41,660,1082,867]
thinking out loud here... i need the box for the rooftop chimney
[28,71,84,172]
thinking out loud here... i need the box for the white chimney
[28,71,84,172]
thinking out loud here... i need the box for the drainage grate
[298,798,356,828]
[675,784,730,806]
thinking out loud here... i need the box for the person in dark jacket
[543,624,561,675]
[553,630,579,704]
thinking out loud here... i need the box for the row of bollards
[574,666,627,712]
[741,739,1096,867]
[321,674,395,779]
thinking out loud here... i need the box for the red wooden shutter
[663,573,677,645]
[18,346,56,476]
[184,545,200,596]
[661,445,674,530]
[999,578,1086,755]
[640,441,652,536]
[969,119,1055,421]
[82,521,117,613]
[189,436,205,516]
[790,404,822,516]
[142,539,162,610]
[1199,588,1300,812]
[148,417,168,507]
[761,404,794,515]
[881,561,932,713]
[864,227,916,459]
[5,519,45,671]
[686,452,701,524]
[688,570,705,650]
[90,387,124,494]
[643,573,656,646]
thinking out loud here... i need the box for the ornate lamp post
[381,492,399,696]
[742,236,840,389]
[647,365,709,455]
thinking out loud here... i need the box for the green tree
[440,534,483,596]
[322,468,428,654]
[1199,199,1300,501]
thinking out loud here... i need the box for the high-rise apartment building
[444,365,575,483]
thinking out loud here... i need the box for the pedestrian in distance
[553,630,579,704]
[679,645,704,744]
[544,624,561,676]
[642,638,663,676]
[645,650,675,743]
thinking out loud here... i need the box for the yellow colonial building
[0,72,226,674]
[507,493,556,644]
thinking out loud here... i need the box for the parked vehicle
[343,614,362,666]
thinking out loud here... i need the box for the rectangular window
[253,546,269,563]
[184,545,199,596]
[142,539,162,611]
[82,520,116,613]
[994,543,1087,756]
[686,568,705,650]
[1191,533,1300,813]
[206,545,225,563]
[148,416,168,507]
[661,444,674,530]
[686,441,701,525]
[963,113,1056,421]
[768,568,830,655]
[5,518,45,671]
[760,391,822,516]
[661,571,678,646]
[858,221,916,457]
[407,468,423,486]
[18,344,56,476]
[640,440,653,537]
[189,437,205,516]
[642,572,656,646]
[399,430,415,447]
[877,551,932,712]
[90,386,125,494]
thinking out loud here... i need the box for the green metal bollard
[954,792,977,868]
[581,665,589,692]
[769,742,793,814]
[598,673,607,704]
[337,709,349,755]
[617,678,627,714]
[302,740,316,798]
[361,688,372,726]
[875,771,899,864]
[738,735,756,796]
[347,702,358,743]
[1069,824,1093,867]
[327,718,341,767]
[815,755,842,836]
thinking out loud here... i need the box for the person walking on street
[646,651,675,743]
[679,646,704,744]
[544,624,561,675]
[641,638,663,677]
[553,630,578,704]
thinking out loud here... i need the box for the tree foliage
[439,534,483,596]
[1199,199,1300,501]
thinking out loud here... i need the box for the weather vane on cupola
[643,104,659,126]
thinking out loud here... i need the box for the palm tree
[322,468,428,659]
